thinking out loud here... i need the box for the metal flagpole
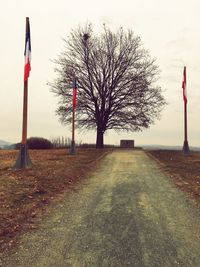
[14,17,32,168]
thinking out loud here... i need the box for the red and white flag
[182,66,187,103]
[24,18,31,81]
[73,79,77,108]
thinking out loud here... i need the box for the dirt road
[1,150,200,267]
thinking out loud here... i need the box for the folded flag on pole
[24,18,31,81]
[182,66,187,104]
[73,79,77,108]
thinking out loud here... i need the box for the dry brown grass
[147,150,200,207]
[0,148,111,252]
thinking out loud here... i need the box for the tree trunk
[96,128,104,148]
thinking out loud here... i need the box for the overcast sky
[0,0,200,146]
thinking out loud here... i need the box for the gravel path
[1,150,200,267]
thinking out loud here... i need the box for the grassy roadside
[146,150,200,207]
[0,148,111,253]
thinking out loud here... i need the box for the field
[147,150,200,207]
[0,148,111,253]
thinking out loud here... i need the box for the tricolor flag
[182,66,187,103]
[24,18,31,81]
[73,79,77,108]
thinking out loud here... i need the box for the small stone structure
[120,140,134,148]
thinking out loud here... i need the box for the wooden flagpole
[69,79,77,155]
[69,106,76,154]
[183,100,190,155]
[14,17,32,168]
[22,80,28,145]
[182,66,190,155]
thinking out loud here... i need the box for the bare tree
[50,24,166,148]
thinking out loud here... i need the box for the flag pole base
[183,140,190,156]
[13,144,32,169]
[69,141,76,155]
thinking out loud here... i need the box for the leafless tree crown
[50,24,166,137]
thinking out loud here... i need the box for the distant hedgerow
[15,137,53,149]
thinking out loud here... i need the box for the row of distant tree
[0,137,70,150]
[14,137,72,149]
[0,137,115,150]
